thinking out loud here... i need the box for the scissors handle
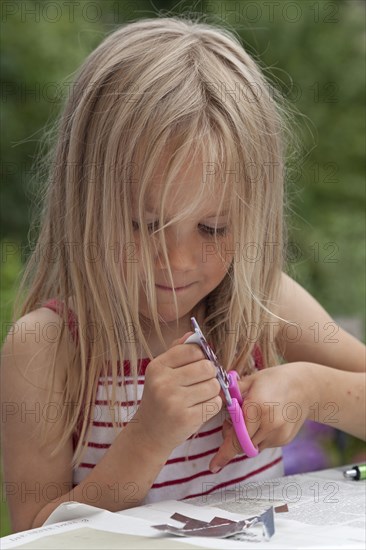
[227,371,258,458]
[183,326,258,457]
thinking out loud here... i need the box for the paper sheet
[1,468,365,549]
[190,468,366,528]
[4,528,203,550]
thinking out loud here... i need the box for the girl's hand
[209,362,316,473]
[133,332,223,455]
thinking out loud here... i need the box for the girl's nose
[154,232,197,271]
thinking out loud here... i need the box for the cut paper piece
[152,506,276,539]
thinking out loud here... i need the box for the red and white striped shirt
[43,299,283,503]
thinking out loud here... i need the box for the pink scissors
[184,317,258,458]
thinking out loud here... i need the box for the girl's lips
[155,283,194,291]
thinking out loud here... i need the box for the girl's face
[129,154,234,327]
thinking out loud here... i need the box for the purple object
[283,420,334,475]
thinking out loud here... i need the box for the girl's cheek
[119,239,141,275]
[218,235,235,270]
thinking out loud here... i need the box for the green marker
[343,464,366,481]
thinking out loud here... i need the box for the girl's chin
[139,307,192,325]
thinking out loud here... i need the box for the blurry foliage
[1,0,364,330]
[0,241,23,342]
[0,0,365,536]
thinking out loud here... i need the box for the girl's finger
[222,418,232,439]
[236,373,255,397]
[251,427,275,451]
[171,332,194,347]
[177,361,217,386]
[185,379,221,407]
[209,425,243,473]
[210,411,263,473]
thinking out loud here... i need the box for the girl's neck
[66,296,206,359]
[139,301,206,357]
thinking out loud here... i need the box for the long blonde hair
[12,16,293,466]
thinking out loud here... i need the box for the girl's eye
[132,220,159,232]
[199,224,228,236]
[132,220,228,237]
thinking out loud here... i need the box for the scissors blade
[214,364,232,405]
[190,317,232,405]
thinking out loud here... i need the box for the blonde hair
[12,16,292,466]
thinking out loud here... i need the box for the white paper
[188,466,366,548]
[1,468,365,549]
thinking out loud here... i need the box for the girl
[1,16,365,533]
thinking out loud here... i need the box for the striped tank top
[43,298,283,503]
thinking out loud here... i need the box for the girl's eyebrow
[206,210,229,217]
[142,209,229,220]
[137,194,230,218]
[143,206,229,217]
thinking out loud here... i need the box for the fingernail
[210,465,221,473]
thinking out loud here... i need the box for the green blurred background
[1,0,365,536]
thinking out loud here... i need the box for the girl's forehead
[131,152,232,216]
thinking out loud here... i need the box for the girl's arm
[273,272,365,436]
[274,272,365,373]
[1,308,219,532]
[209,272,365,471]
[272,272,365,436]
[1,308,75,532]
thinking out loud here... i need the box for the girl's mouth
[155,283,194,292]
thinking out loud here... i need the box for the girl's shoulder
[1,300,78,389]
[272,271,304,345]
[1,304,76,532]
[271,271,289,342]
[272,271,307,337]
